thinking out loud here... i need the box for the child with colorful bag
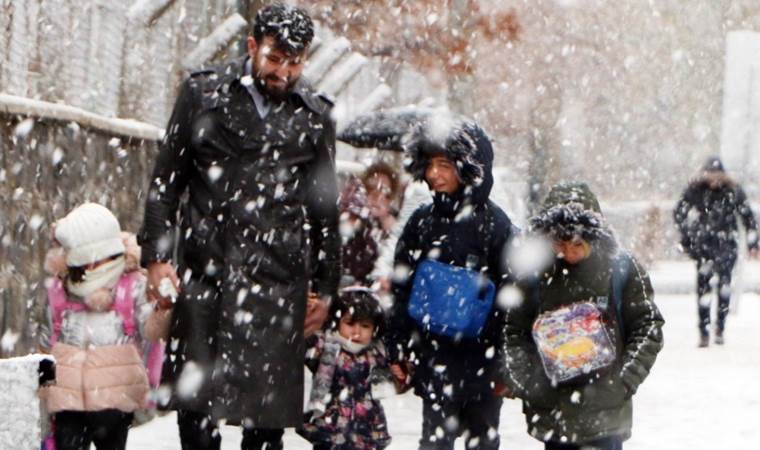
[500,182,665,450]
[38,202,168,450]
[298,287,394,450]
[385,116,517,450]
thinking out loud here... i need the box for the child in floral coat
[299,287,394,450]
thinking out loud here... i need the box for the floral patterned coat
[298,333,392,449]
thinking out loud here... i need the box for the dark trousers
[545,435,623,450]
[419,394,503,450]
[177,410,284,450]
[696,258,734,335]
[54,409,133,450]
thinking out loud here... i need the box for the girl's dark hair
[327,287,386,337]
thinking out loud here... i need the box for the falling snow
[1,1,760,449]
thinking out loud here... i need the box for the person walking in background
[501,182,664,450]
[337,176,379,287]
[138,3,340,449]
[363,161,432,306]
[386,116,517,450]
[674,156,758,347]
[362,161,402,241]
[338,161,404,292]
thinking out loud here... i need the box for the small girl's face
[338,314,375,345]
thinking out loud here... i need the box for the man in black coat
[138,4,340,449]
[674,156,758,347]
[386,116,517,450]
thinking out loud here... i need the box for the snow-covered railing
[0,93,164,141]
[336,159,366,175]
[0,354,55,450]
[355,84,393,117]
[318,52,368,97]
[183,13,249,70]
[127,0,177,27]
[303,37,351,84]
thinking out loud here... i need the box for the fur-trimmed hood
[689,170,736,191]
[403,113,494,206]
[689,155,736,190]
[530,182,617,254]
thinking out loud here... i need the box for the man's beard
[255,74,297,103]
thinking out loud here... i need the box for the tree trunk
[446,0,475,115]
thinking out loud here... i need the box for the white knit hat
[54,203,126,267]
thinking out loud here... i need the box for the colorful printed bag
[532,301,616,385]
[531,253,632,385]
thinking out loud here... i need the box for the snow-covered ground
[130,285,760,449]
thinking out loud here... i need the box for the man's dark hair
[253,3,314,54]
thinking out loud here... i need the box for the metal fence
[0,110,159,357]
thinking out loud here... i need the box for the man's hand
[304,293,329,337]
[147,261,180,309]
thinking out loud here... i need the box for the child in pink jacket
[39,203,168,450]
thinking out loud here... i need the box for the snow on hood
[403,109,494,205]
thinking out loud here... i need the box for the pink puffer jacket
[44,343,149,413]
[42,262,156,413]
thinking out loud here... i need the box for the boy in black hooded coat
[386,115,517,450]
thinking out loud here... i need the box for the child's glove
[492,382,514,398]
[390,362,413,393]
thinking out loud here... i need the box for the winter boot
[698,334,709,348]
[715,329,725,345]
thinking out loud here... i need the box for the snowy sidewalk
[649,259,760,294]
[130,292,760,449]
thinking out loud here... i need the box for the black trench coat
[139,58,340,427]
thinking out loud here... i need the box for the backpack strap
[610,252,633,341]
[47,273,142,345]
[47,277,86,346]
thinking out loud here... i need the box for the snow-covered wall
[720,30,760,184]
[0,354,54,450]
